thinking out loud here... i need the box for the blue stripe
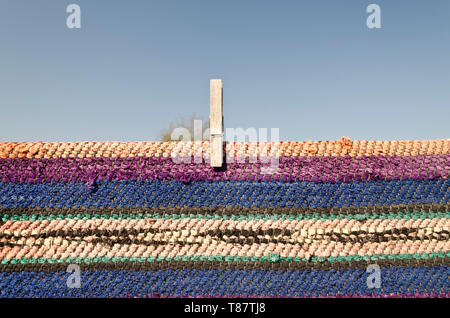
[0,179,448,208]
[0,266,447,298]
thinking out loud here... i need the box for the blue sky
[0,0,449,141]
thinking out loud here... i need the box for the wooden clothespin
[210,79,223,167]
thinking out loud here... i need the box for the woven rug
[0,138,448,298]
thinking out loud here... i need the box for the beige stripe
[0,240,448,260]
[1,218,448,238]
[1,139,449,159]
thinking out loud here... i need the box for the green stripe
[2,251,448,266]
[1,210,449,222]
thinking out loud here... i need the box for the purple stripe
[0,154,448,183]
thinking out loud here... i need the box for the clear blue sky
[0,0,449,141]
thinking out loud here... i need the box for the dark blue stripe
[0,179,448,208]
[0,266,447,298]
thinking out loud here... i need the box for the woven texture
[0,138,448,298]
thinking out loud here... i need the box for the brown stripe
[0,257,447,273]
[1,203,449,217]
[1,228,448,245]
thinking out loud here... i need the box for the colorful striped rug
[0,138,448,298]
